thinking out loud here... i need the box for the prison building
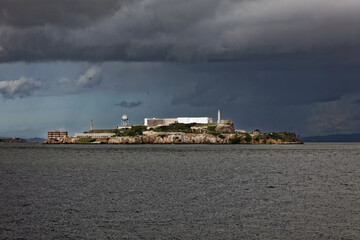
[177,117,212,124]
[74,133,115,138]
[144,118,178,128]
[48,131,68,139]
[144,117,212,128]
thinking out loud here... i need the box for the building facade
[144,117,212,127]
[48,131,68,139]
[144,118,178,128]
[177,117,212,124]
[74,133,115,138]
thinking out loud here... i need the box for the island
[43,121,302,145]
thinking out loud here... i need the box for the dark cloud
[1,0,360,137]
[1,60,360,136]
[115,100,143,108]
[351,99,360,105]
[306,98,360,135]
[315,94,343,103]
[0,77,42,99]
[0,0,122,28]
[170,61,360,108]
[0,0,360,62]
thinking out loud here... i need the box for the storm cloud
[115,100,143,108]
[0,0,122,27]
[0,0,360,62]
[0,77,42,99]
[1,1,360,138]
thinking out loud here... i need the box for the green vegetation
[77,138,96,143]
[207,126,216,131]
[115,125,147,137]
[244,133,252,143]
[87,129,116,133]
[229,136,241,144]
[218,134,226,139]
[206,125,221,136]
[268,132,284,140]
[154,123,196,133]
[81,125,301,144]
[194,123,217,127]
[268,132,298,142]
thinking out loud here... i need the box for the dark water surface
[1,143,360,239]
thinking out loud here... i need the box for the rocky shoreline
[43,131,303,144]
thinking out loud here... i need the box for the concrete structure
[218,110,221,124]
[220,119,232,124]
[90,120,93,131]
[144,117,212,127]
[177,117,212,124]
[116,125,132,130]
[48,130,68,139]
[144,118,177,128]
[74,133,115,138]
[215,119,235,133]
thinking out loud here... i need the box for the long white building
[144,117,212,127]
[74,133,115,138]
[177,117,212,124]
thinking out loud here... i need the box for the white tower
[122,115,129,126]
[217,110,221,124]
[90,119,93,130]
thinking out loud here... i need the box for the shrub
[154,123,196,133]
[229,137,241,144]
[207,126,216,131]
[207,125,224,136]
[219,134,226,139]
[77,138,96,143]
[115,126,147,136]
[245,133,252,143]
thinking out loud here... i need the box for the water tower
[121,115,129,126]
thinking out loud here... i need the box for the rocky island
[43,121,302,145]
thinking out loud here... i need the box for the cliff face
[43,132,302,144]
[108,133,225,144]
[215,123,235,133]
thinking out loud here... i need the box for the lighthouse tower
[217,110,221,124]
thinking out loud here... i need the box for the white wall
[74,133,115,138]
[177,117,210,124]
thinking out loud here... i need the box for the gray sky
[1,0,360,138]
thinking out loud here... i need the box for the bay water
[1,143,360,239]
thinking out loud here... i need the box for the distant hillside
[0,137,27,143]
[302,133,360,142]
[0,137,45,143]
[27,138,46,143]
